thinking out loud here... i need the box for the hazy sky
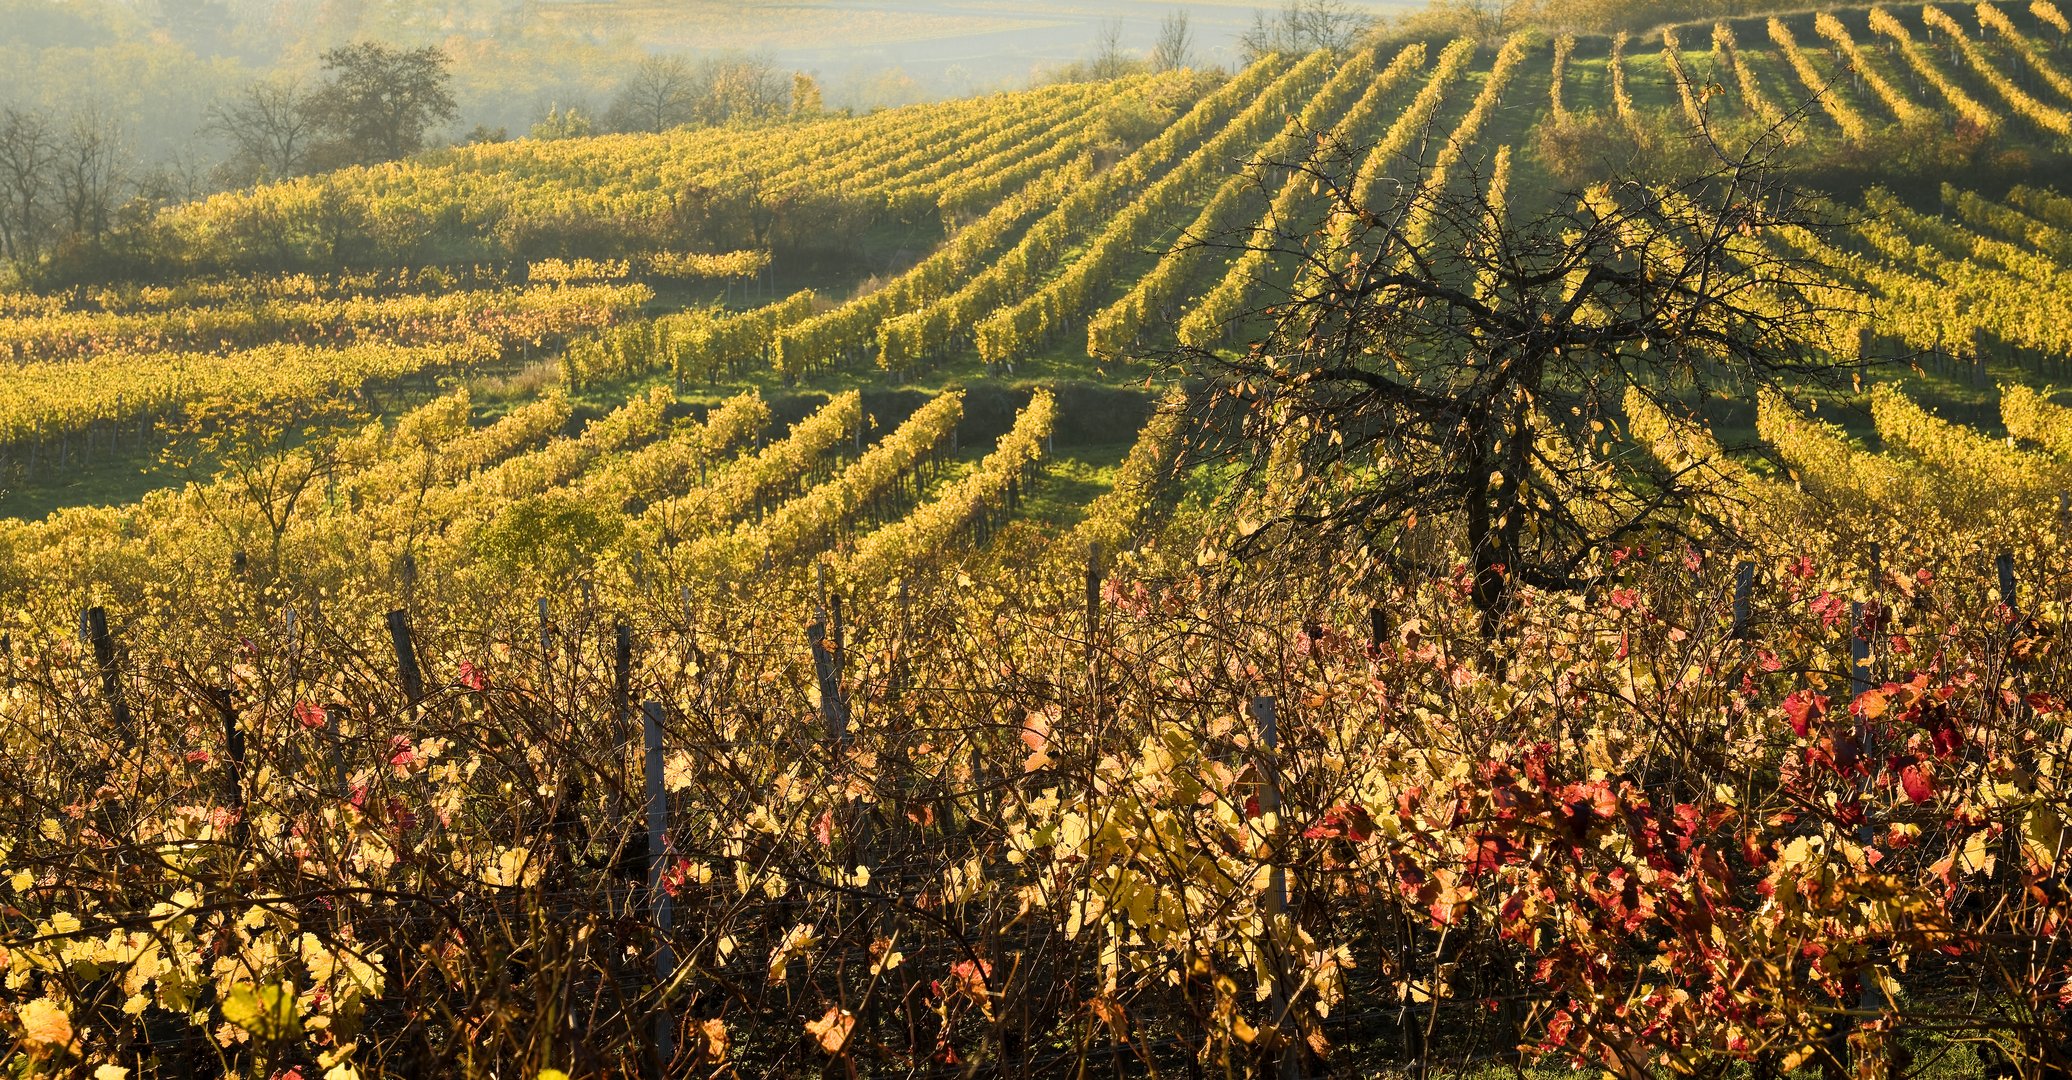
[0,0,1421,165]
[528,1,1418,96]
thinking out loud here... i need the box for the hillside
[6,5,2072,1076]
[9,4,2072,517]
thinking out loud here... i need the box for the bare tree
[1239,10,1274,61]
[0,108,54,276]
[1089,17,1136,79]
[54,106,126,247]
[1151,9,1195,71]
[1240,0,1371,59]
[695,54,788,125]
[607,55,699,134]
[136,146,213,207]
[1453,0,1529,39]
[1289,0,1369,49]
[1193,131,1860,641]
[207,77,313,181]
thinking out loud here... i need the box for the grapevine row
[771,157,1093,378]
[843,390,1056,580]
[1921,3,2072,134]
[1066,388,1188,557]
[2001,384,2072,460]
[1870,382,2066,498]
[675,291,820,384]
[1471,145,1515,302]
[1325,38,1480,256]
[1,282,647,362]
[1397,34,1531,256]
[1975,3,2072,102]
[966,51,1338,370]
[1756,387,1924,510]
[846,80,1116,205]
[1661,28,1709,129]
[1863,187,2062,283]
[1769,18,1873,141]
[683,390,966,571]
[1172,45,1420,349]
[575,392,775,512]
[1814,12,1934,126]
[338,390,574,509]
[780,59,1296,379]
[643,391,865,544]
[388,386,679,532]
[1611,32,1636,123]
[1949,184,2072,261]
[954,51,1333,372]
[1714,22,1786,126]
[1624,385,1804,534]
[0,338,503,447]
[1867,6,2002,131]
[932,75,1203,223]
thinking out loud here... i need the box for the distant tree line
[1238,0,1374,58]
[0,41,460,282]
[0,106,128,281]
[207,42,458,183]
[1056,2,1372,85]
[0,38,839,285]
[1053,9,1203,83]
[516,54,822,145]
[606,54,806,134]
[1384,0,1815,39]
[208,46,821,159]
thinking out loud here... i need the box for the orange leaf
[805,1006,855,1054]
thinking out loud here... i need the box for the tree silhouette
[303,42,458,168]
[1196,126,1861,641]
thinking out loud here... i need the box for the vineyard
[7,4,2072,1077]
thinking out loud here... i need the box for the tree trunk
[1466,394,1530,649]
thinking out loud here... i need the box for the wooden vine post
[1250,694,1301,1080]
[808,619,848,745]
[85,606,133,741]
[642,700,676,1070]
[536,597,553,688]
[1732,561,1756,640]
[284,606,301,688]
[614,620,634,776]
[1085,542,1102,672]
[1999,552,2026,728]
[208,686,250,847]
[386,609,424,708]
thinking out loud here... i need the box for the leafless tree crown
[1192,127,1863,637]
